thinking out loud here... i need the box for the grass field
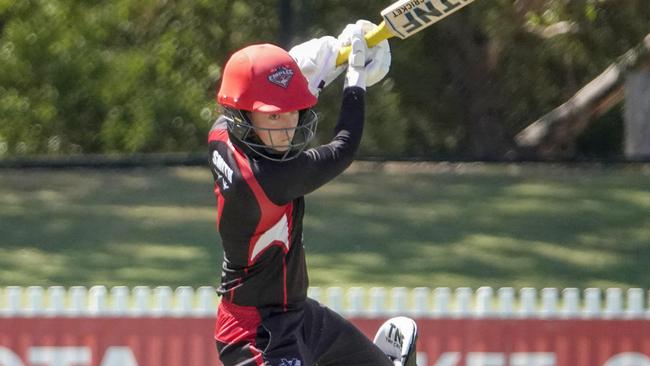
[0,162,648,291]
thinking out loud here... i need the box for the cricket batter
[208,21,417,366]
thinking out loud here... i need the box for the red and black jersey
[208,87,365,309]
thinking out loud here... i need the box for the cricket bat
[336,0,478,65]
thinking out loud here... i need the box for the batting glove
[338,19,392,88]
[343,23,368,90]
[289,36,346,97]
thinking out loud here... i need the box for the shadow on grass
[0,167,222,287]
[1,166,648,290]
[303,170,650,289]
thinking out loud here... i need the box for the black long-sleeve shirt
[208,87,365,309]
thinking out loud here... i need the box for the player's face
[249,110,300,152]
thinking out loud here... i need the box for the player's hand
[342,23,367,90]
[338,20,391,88]
[289,36,346,97]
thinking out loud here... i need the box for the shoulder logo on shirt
[279,359,301,366]
[212,150,233,190]
[268,66,294,88]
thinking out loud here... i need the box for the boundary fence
[1,286,648,318]
[2,153,650,170]
[2,286,650,366]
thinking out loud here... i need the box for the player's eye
[268,114,280,120]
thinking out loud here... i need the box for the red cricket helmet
[217,43,317,113]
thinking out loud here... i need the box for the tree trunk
[278,0,294,49]
[515,33,650,159]
[515,63,626,158]
[446,19,514,160]
[624,68,650,159]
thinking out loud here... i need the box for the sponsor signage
[1,317,649,366]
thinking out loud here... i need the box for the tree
[515,33,650,159]
[0,0,277,155]
[0,0,648,159]
[624,66,650,159]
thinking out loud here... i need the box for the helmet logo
[268,66,294,88]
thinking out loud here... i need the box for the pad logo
[387,323,404,349]
[268,66,294,88]
[279,358,301,366]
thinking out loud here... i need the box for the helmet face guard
[223,107,318,162]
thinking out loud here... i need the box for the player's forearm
[257,87,365,204]
[331,86,365,154]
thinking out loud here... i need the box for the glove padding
[343,24,368,90]
[289,36,346,97]
[338,19,392,88]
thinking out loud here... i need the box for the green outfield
[0,163,648,290]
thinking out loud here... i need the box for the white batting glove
[338,19,392,88]
[289,36,346,97]
[343,24,368,90]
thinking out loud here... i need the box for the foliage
[0,0,275,155]
[0,0,648,158]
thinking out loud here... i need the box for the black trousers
[215,298,392,366]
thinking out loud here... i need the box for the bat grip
[336,21,394,66]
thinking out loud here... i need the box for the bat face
[381,0,476,39]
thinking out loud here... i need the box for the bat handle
[336,21,394,66]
